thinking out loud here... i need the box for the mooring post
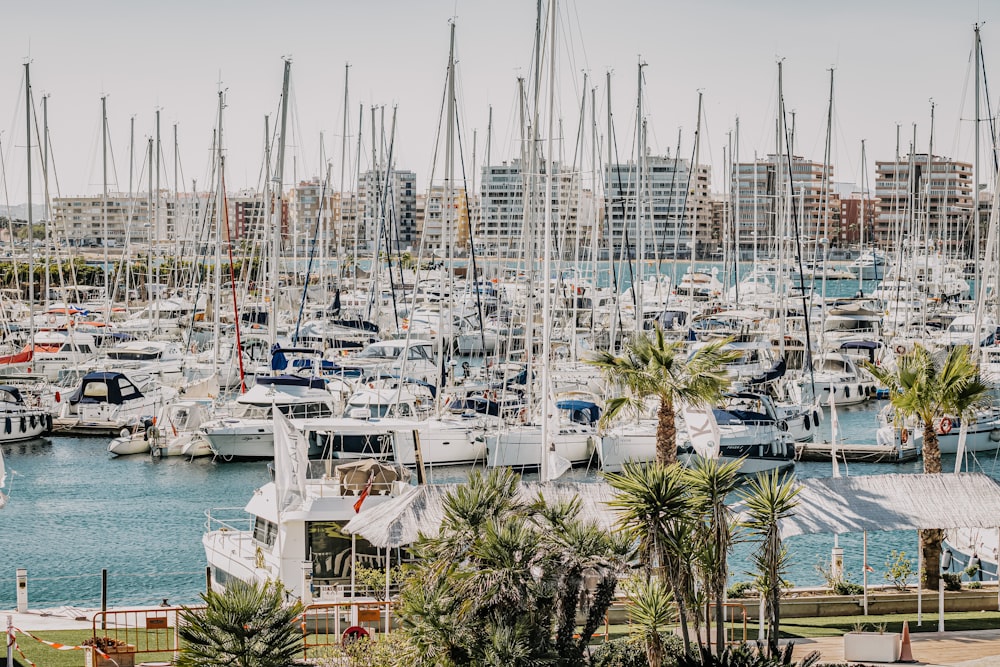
[15,569,27,613]
[101,568,108,631]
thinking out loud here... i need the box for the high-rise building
[838,192,881,246]
[358,169,417,253]
[605,154,712,260]
[732,154,839,256]
[419,185,470,255]
[478,159,582,257]
[873,154,973,249]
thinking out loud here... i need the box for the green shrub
[967,581,982,590]
[590,633,684,667]
[883,550,915,591]
[831,579,864,596]
[727,581,758,598]
[942,573,963,591]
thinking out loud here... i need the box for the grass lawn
[10,630,177,667]
[779,610,1000,638]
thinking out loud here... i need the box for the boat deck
[796,440,921,463]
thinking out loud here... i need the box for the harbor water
[4,401,1000,609]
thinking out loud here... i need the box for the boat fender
[939,417,953,435]
[45,414,52,432]
[342,626,369,646]
[19,416,26,432]
[29,415,35,429]
[895,344,906,354]
[54,391,61,403]
[803,416,810,431]
[813,410,821,428]
[901,428,909,444]
[864,385,872,397]
[990,429,1000,443]
[858,385,864,397]
[4,417,9,435]
[844,387,850,399]
[777,419,789,432]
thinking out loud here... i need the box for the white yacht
[200,376,342,460]
[53,371,178,435]
[203,427,411,601]
[803,353,877,406]
[0,385,50,443]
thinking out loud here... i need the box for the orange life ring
[939,417,953,435]
[901,428,909,444]
[895,344,906,354]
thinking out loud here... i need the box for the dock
[796,440,921,464]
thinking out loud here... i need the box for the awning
[777,473,1000,538]
[344,481,621,548]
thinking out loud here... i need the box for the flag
[828,386,840,478]
[353,477,374,513]
[864,563,874,573]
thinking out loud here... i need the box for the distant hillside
[1,203,47,221]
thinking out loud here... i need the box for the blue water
[5,400,1000,609]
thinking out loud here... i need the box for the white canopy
[343,481,621,548]
[778,473,1000,538]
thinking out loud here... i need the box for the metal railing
[91,606,201,665]
[299,600,395,659]
[707,603,749,647]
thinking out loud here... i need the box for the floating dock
[796,440,920,464]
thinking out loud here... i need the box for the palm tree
[400,468,627,667]
[867,344,990,588]
[605,461,696,654]
[176,579,304,667]
[686,456,743,655]
[623,576,676,667]
[741,470,801,658]
[589,327,739,464]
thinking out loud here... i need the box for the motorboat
[53,371,178,435]
[108,399,215,458]
[0,385,51,443]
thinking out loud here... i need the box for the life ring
[342,626,369,646]
[777,419,789,432]
[518,407,528,423]
[939,417,953,435]
[901,428,909,444]
[47,314,56,324]
[895,344,906,354]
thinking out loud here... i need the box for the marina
[6,3,1000,665]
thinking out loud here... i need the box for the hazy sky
[2,0,999,203]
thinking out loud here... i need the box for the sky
[2,0,1000,204]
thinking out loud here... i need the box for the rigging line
[980,38,1000,175]
[454,90,488,355]
[609,110,636,315]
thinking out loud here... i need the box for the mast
[147,138,154,326]
[101,95,109,318]
[635,60,645,333]
[339,63,350,264]
[540,0,558,482]
[214,90,224,367]
[41,93,51,307]
[25,63,35,344]
[974,24,982,303]
[270,59,292,350]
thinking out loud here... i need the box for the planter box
[843,632,901,663]
[85,645,137,667]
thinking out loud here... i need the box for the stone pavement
[790,628,1000,666]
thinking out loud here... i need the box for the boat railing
[203,507,253,533]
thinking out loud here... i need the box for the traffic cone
[899,620,915,662]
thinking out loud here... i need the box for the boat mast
[635,60,645,334]
[540,0,558,482]
[339,63,350,271]
[101,94,109,320]
[214,90,224,369]
[25,63,35,346]
[974,23,982,304]
[42,93,51,308]
[271,59,292,351]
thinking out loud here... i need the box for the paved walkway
[790,628,1000,666]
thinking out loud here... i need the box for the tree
[605,461,696,654]
[398,468,629,667]
[622,576,676,667]
[866,344,990,589]
[686,457,743,655]
[741,470,801,658]
[176,579,304,667]
[589,327,739,465]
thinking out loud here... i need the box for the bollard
[938,578,945,633]
[15,569,27,613]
